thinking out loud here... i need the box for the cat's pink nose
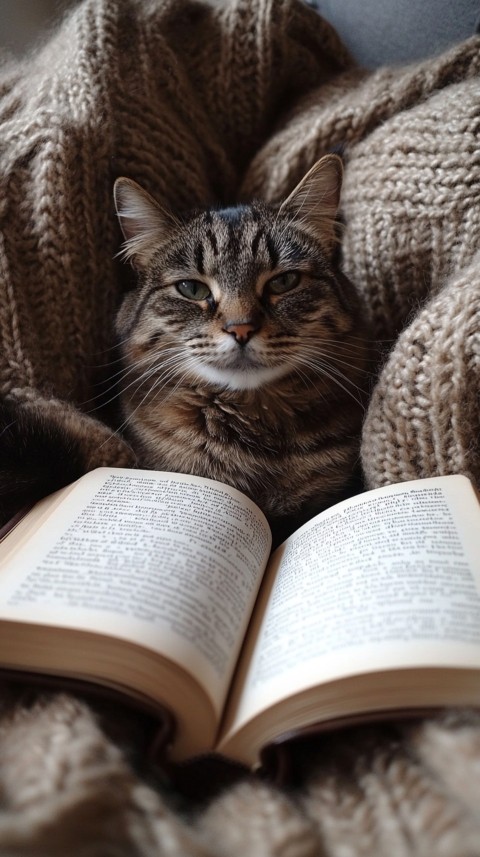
[223,321,259,345]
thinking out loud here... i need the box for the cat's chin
[192,363,291,391]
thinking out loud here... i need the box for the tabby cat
[113,156,370,530]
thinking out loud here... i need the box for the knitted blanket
[0,0,480,852]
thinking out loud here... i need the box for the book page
[222,475,480,737]
[0,483,77,557]
[0,468,271,714]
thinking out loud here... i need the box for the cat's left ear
[113,177,178,269]
[278,154,343,254]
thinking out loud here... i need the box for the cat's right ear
[113,178,178,269]
[278,155,343,254]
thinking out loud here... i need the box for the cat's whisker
[294,354,366,407]
[299,344,372,376]
[86,342,180,371]
[81,356,164,411]
[93,352,179,411]
[143,364,186,400]
[81,345,184,404]
[113,368,173,435]
[338,333,378,345]
[160,362,198,403]
[291,364,327,395]
[86,331,160,370]
[86,355,126,370]
[126,352,193,406]
[84,341,128,366]
[116,354,194,435]
[300,338,366,356]
[96,333,135,352]
[311,339,370,353]
[87,354,157,393]
[304,353,368,391]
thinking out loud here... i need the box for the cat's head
[113,155,362,393]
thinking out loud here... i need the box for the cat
[113,155,370,533]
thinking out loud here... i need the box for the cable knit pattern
[1,0,480,852]
[361,256,480,488]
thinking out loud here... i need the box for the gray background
[314,0,479,67]
[0,0,479,67]
[0,0,76,56]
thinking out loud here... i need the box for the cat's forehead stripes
[250,228,263,258]
[184,207,283,285]
[194,242,205,275]
[265,233,279,268]
[205,228,218,256]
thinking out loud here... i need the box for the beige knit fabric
[1,0,480,852]
[0,687,480,856]
[361,255,480,488]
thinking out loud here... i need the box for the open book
[0,468,480,767]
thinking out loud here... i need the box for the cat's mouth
[223,349,263,370]
[192,354,292,391]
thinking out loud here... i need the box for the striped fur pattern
[114,156,370,525]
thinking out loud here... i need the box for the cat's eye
[267,271,301,295]
[176,280,211,301]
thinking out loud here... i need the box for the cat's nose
[223,320,259,345]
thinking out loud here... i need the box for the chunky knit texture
[1,0,480,852]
